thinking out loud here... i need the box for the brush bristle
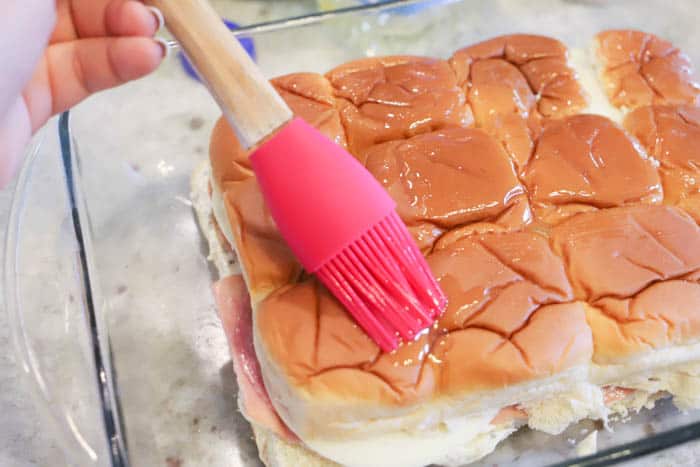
[316,212,447,352]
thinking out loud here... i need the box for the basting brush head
[250,118,447,351]
[141,0,445,350]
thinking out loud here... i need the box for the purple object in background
[178,19,256,81]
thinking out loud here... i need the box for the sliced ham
[212,275,298,442]
[491,405,528,425]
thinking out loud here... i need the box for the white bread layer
[568,46,622,123]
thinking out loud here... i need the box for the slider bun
[624,105,700,223]
[255,229,593,438]
[594,30,700,110]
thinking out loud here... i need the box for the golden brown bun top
[210,72,346,189]
[624,105,700,221]
[625,105,700,171]
[549,205,700,364]
[451,34,587,170]
[326,56,472,154]
[452,34,586,117]
[211,32,700,406]
[550,205,700,302]
[363,127,531,230]
[272,73,347,149]
[585,280,700,364]
[595,30,700,110]
[257,229,592,404]
[522,114,662,224]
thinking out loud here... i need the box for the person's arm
[0,0,165,187]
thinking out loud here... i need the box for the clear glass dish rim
[5,1,700,466]
[159,0,448,50]
[5,113,129,467]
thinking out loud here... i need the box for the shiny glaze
[625,105,700,221]
[364,127,530,230]
[550,205,700,302]
[257,229,592,402]
[596,30,700,109]
[451,34,587,170]
[523,114,662,224]
[326,56,472,154]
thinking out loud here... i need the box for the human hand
[0,0,165,187]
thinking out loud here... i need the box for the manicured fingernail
[146,6,165,31]
[155,37,170,58]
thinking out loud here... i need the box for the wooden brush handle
[145,0,293,148]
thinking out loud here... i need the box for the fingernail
[155,37,170,58]
[147,5,165,31]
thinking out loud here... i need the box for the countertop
[2,1,700,466]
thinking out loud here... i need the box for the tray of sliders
[8,1,700,466]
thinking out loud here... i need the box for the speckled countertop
[2,1,700,466]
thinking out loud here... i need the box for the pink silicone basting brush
[147,0,447,351]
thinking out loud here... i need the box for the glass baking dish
[6,1,700,466]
